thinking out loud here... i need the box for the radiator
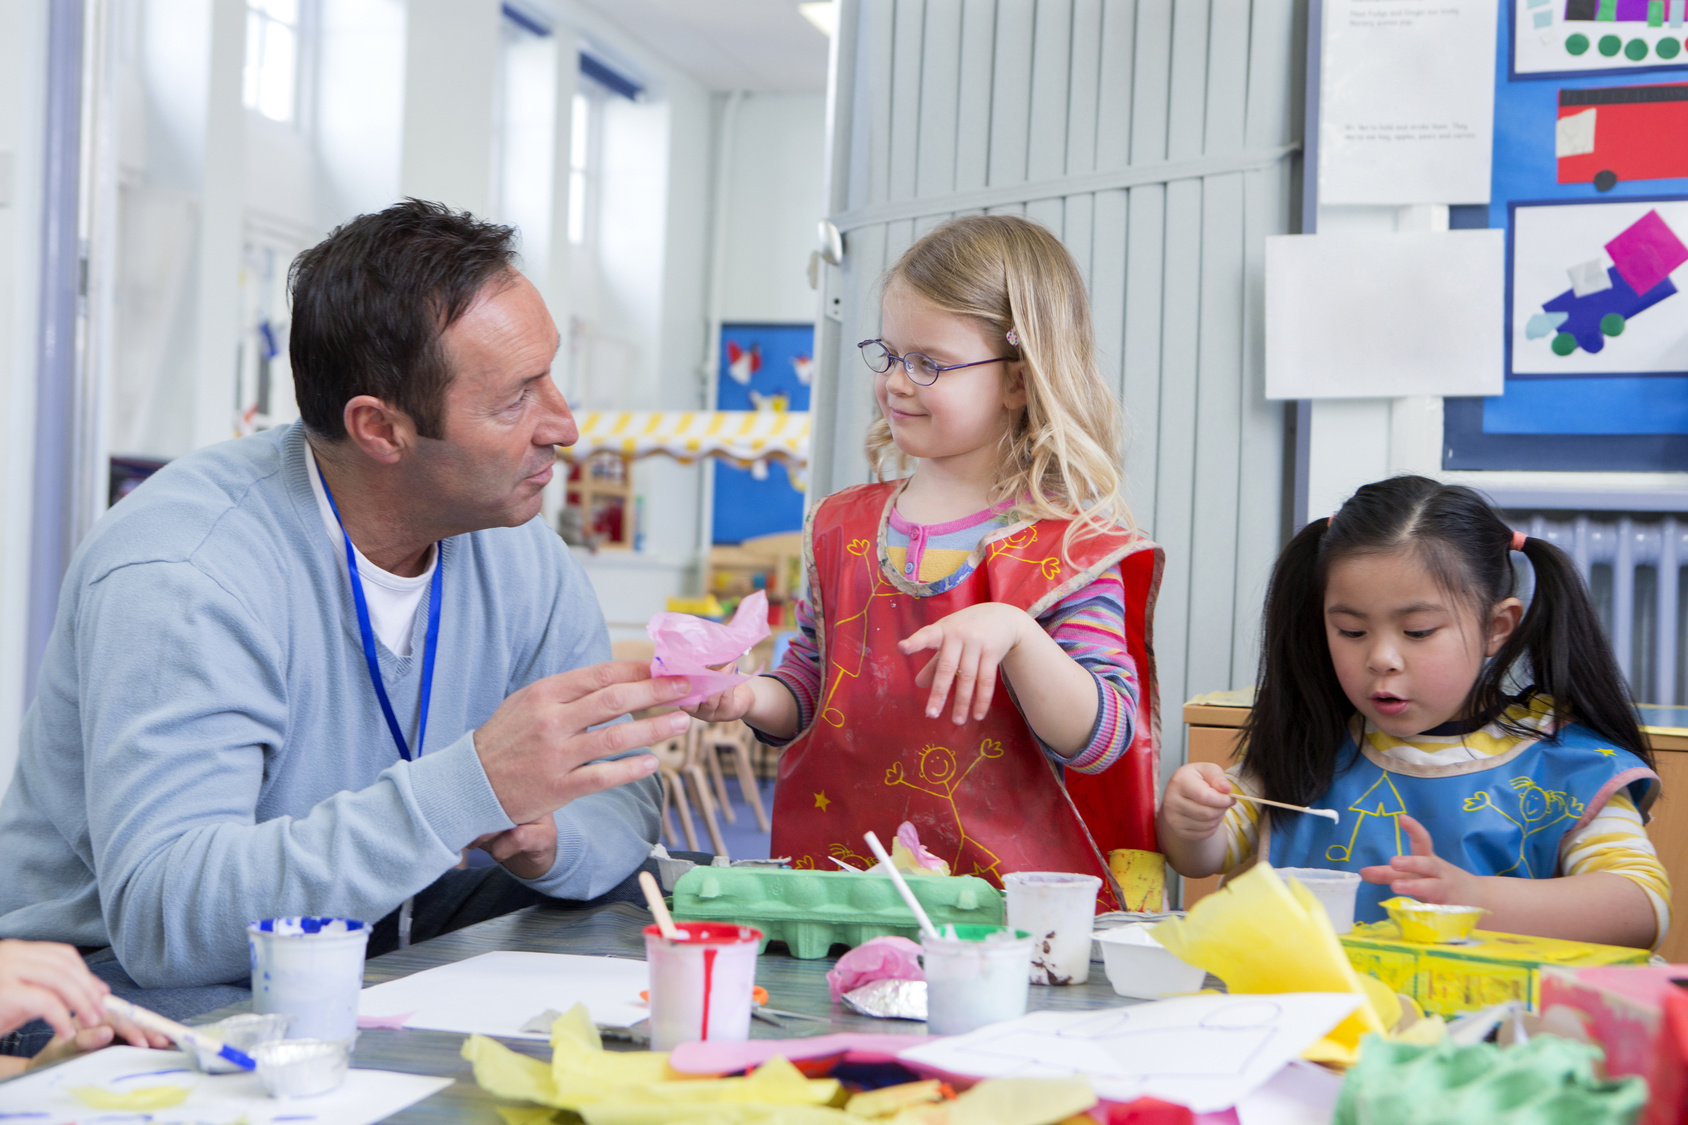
[1509,513,1688,706]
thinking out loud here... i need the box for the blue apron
[1266,721,1657,923]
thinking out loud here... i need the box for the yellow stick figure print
[817,538,902,729]
[1326,771,1410,864]
[1463,777,1584,877]
[882,739,1006,878]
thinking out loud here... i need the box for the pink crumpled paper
[825,935,924,1003]
[896,821,948,873]
[647,590,771,707]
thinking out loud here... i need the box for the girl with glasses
[684,215,1164,912]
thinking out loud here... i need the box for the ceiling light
[798,1,835,37]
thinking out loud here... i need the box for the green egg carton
[669,867,1003,959]
[1333,1033,1647,1125]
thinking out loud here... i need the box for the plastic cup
[921,925,1034,1035]
[1279,868,1362,934]
[643,922,762,1050]
[1003,871,1102,985]
[248,918,370,1044]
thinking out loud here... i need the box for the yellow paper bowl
[1381,896,1486,943]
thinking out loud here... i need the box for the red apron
[770,482,1163,910]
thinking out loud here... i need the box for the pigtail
[1241,518,1356,820]
[1489,537,1654,771]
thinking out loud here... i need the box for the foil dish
[253,1037,351,1098]
[186,1012,293,1074]
[842,978,928,1021]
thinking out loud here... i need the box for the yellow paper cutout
[71,1084,193,1110]
[845,1080,945,1117]
[1149,864,1388,1064]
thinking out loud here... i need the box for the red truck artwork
[1558,83,1688,191]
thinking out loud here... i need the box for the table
[200,902,1130,1124]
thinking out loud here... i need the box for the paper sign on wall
[1265,230,1506,400]
[1319,0,1497,204]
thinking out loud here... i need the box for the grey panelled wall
[808,0,1306,771]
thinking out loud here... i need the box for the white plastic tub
[1093,924,1206,1000]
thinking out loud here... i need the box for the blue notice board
[712,323,813,545]
[1444,2,1688,471]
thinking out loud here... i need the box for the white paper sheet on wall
[1319,0,1497,204]
[1264,230,1505,399]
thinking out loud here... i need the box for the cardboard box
[1340,921,1648,1017]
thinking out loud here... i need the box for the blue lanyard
[320,479,442,763]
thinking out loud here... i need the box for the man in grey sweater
[0,201,688,1053]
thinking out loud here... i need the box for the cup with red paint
[642,922,763,1049]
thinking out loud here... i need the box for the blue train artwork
[1526,208,1688,355]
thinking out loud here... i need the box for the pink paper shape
[896,821,947,872]
[667,1032,934,1075]
[825,935,925,1002]
[356,1011,415,1029]
[1604,209,1688,296]
[647,591,771,707]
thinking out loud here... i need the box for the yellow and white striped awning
[560,410,810,468]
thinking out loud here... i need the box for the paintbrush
[1230,792,1341,823]
[638,870,682,940]
[103,995,256,1071]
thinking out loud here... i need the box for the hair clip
[1005,327,1020,347]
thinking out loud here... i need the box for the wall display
[1513,0,1688,78]
[1319,0,1497,204]
[713,323,813,545]
[1444,2,1688,471]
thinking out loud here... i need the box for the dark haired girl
[1159,475,1668,949]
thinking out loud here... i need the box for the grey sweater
[0,424,660,987]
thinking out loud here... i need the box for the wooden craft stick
[638,871,681,939]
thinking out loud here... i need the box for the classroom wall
[719,92,827,326]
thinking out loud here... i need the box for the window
[567,91,594,245]
[244,0,299,123]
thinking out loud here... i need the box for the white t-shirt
[305,447,435,657]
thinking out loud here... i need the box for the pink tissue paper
[648,590,771,707]
[896,820,948,873]
[356,1011,414,1030]
[826,935,924,1003]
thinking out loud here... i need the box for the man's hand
[474,660,690,827]
[0,940,109,1041]
[1360,815,1486,907]
[471,815,558,881]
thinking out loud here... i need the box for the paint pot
[253,1038,351,1098]
[1280,868,1362,935]
[248,917,369,1044]
[186,1012,293,1073]
[1003,872,1102,985]
[1093,924,1207,999]
[642,922,762,1050]
[920,925,1034,1035]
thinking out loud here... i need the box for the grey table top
[199,902,1131,1123]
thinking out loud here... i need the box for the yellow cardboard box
[1340,921,1648,1017]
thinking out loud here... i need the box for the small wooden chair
[698,720,770,833]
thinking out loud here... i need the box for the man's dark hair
[288,199,519,441]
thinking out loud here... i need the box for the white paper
[357,950,650,1038]
[1265,231,1505,399]
[897,992,1361,1114]
[1510,200,1688,376]
[1319,0,1496,204]
[1555,109,1597,159]
[1514,0,1688,76]
[0,1046,448,1125]
[1235,1059,1345,1125]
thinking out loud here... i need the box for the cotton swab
[638,871,682,940]
[1230,792,1341,824]
[102,995,256,1071]
[862,830,941,941]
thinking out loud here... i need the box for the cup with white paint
[1003,871,1102,985]
[1279,868,1362,934]
[921,925,1034,1035]
[248,917,370,1044]
[643,922,761,1050]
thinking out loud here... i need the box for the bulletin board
[712,323,813,545]
[1442,0,1688,471]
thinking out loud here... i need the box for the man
[0,201,687,1053]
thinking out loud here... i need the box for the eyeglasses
[857,339,1011,386]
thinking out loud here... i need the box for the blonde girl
[688,216,1163,907]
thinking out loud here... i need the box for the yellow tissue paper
[845,1081,946,1117]
[1150,864,1388,1064]
[71,1084,193,1110]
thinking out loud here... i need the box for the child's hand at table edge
[1359,814,1485,907]
[1159,762,1235,840]
[898,603,1032,724]
[681,678,756,723]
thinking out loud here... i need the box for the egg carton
[670,867,1004,959]
[1333,1031,1647,1125]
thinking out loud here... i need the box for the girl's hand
[1359,815,1486,907]
[1160,763,1235,841]
[898,604,1032,723]
[683,680,756,723]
